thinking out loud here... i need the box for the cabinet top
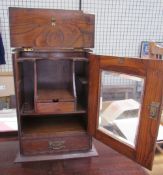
[9,7,95,49]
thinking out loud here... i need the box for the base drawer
[21,134,91,156]
[36,102,75,113]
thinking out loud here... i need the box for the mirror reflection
[98,71,144,147]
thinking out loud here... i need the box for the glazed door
[88,54,163,169]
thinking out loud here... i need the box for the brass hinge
[23,47,34,52]
[149,102,160,119]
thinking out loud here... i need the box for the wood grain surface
[88,54,163,169]
[9,8,95,48]
[0,139,148,175]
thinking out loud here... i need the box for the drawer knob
[48,141,65,150]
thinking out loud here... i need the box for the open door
[88,53,163,170]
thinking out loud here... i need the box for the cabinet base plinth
[15,145,98,163]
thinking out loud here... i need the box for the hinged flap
[9,7,95,49]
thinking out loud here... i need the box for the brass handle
[51,16,56,27]
[48,141,65,150]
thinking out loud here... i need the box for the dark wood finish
[35,59,76,114]
[16,145,97,163]
[21,104,86,116]
[20,116,91,155]
[21,116,86,136]
[10,8,93,162]
[12,51,23,154]
[12,50,91,160]
[16,56,89,62]
[21,134,91,156]
[9,95,16,108]
[34,60,37,112]
[12,52,23,113]
[14,52,89,115]
[36,102,75,113]
[22,61,35,108]
[36,59,73,90]
[88,54,100,135]
[0,140,148,175]
[88,54,163,169]
[10,8,162,170]
[9,8,95,48]
[19,49,89,59]
[0,131,18,142]
[37,89,74,102]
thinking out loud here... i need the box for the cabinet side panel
[87,54,100,135]
[22,61,35,112]
[12,52,24,153]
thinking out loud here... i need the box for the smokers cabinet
[9,7,163,170]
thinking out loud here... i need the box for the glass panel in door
[98,70,144,147]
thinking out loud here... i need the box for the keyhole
[52,99,59,103]
[51,16,56,27]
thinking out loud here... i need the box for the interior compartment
[16,61,35,113]
[75,61,88,108]
[21,115,87,137]
[18,56,89,114]
[22,61,35,110]
[16,62,24,111]
[36,59,75,102]
[35,59,76,114]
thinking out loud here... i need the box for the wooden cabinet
[9,7,163,170]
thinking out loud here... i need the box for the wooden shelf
[18,48,91,53]
[37,88,75,102]
[21,104,86,116]
[16,57,88,62]
[22,116,86,137]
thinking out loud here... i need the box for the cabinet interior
[36,59,74,102]
[16,51,89,137]
[21,115,87,137]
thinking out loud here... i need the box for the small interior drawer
[36,102,75,113]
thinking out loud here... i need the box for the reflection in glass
[98,71,144,147]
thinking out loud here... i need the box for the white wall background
[0,0,163,72]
